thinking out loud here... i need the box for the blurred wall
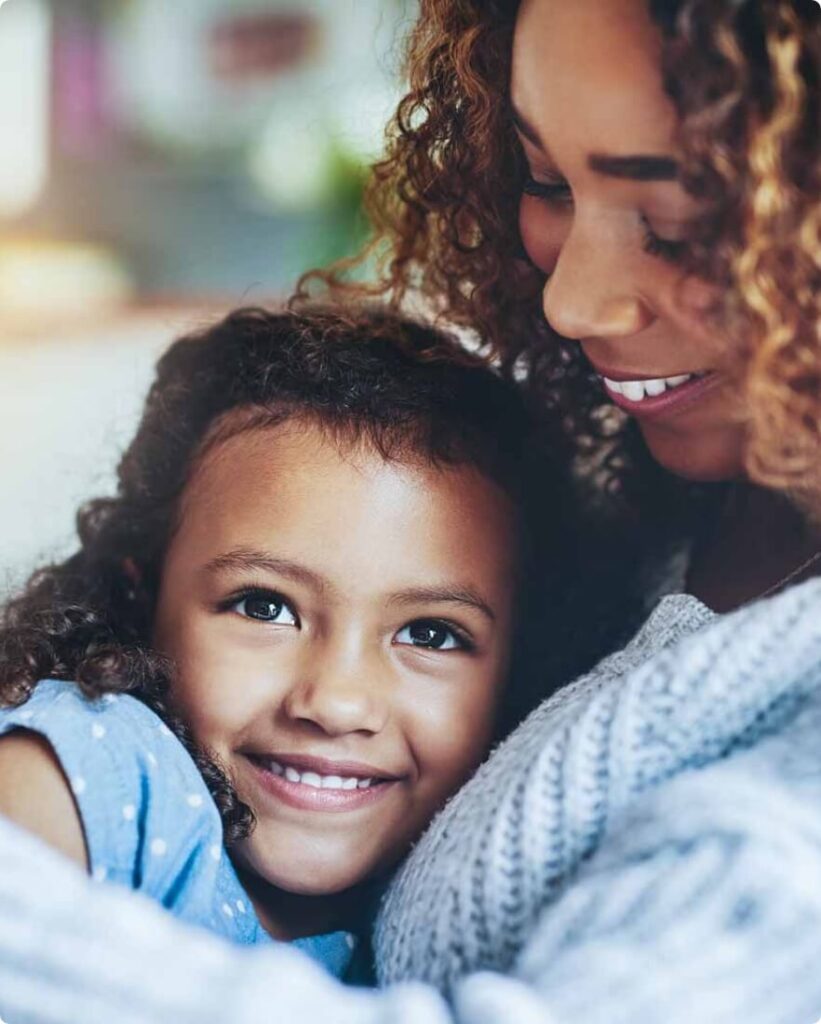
[0,0,415,596]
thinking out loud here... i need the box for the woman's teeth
[267,759,375,790]
[603,373,695,402]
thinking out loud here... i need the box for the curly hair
[0,305,613,843]
[299,0,820,512]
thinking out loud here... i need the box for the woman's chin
[641,423,747,485]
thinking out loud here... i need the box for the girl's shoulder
[0,678,221,895]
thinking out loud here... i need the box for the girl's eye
[394,619,469,652]
[640,214,688,264]
[522,174,573,206]
[231,591,298,626]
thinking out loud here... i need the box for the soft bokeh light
[0,0,50,217]
[0,0,414,595]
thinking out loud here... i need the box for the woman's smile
[587,360,723,421]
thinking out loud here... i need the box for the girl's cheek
[518,196,567,276]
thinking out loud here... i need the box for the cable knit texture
[3,581,821,1024]
[375,582,821,1001]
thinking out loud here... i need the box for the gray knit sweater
[3,581,821,1024]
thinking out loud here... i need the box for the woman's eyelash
[522,175,573,204]
[640,214,688,264]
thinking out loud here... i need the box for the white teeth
[267,759,377,790]
[643,378,667,397]
[621,380,645,402]
[603,373,696,402]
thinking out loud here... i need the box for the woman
[1,2,821,1022]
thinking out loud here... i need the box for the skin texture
[513,0,745,484]
[152,420,518,939]
[0,732,88,871]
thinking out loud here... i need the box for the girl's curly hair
[300,0,820,513]
[1,305,617,843]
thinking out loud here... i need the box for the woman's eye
[233,592,298,625]
[522,175,573,206]
[640,214,688,264]
[394,620,467,651]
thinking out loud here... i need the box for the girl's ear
[122,557,142,586]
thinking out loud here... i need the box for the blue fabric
[0,679,356,979]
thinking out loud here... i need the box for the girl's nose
[282,645,389,737]
[541,215,654,342]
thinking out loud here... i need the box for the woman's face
[512,0,746,482]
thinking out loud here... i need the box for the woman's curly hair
[300,0,820,511]
[0,305,615,843]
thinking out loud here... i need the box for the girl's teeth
[268,760,376,790]
[603,373,696,401]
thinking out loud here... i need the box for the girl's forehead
[169,421,520,594]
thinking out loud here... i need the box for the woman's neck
[686,482,821,613]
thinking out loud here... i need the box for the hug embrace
[0,2,819,1023]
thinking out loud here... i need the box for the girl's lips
[600,370,722,420]
[244,755,399,814]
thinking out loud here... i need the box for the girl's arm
[0,731,88,870]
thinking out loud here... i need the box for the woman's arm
[0,814,452,1024]
[3,725,821,1024]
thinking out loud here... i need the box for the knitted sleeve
[454,696,821,1024]
[375,581,821,994]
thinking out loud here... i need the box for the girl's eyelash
[216,586,299,624]
[640,214,688,264]
[522,174,573,205]
[398,618,477,653]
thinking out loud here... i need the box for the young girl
[0,305,573,980]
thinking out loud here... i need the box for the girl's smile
[152,415,518,937]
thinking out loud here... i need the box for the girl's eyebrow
[202,548,329,593]
[202,549,494,620]
[387,586,496,623]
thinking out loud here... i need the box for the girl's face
[513,0,747,483]
[152,419,517,921]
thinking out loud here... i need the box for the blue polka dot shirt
[0,679,357,978]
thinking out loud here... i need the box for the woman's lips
[597,369,721,420]
[243,754,400,813]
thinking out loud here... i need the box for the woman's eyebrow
[588,153,679,181]
[387,586,496,622]
[510,103,544,150]
[511,103,680,183]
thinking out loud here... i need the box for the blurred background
[0,0,415,596]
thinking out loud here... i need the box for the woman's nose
[541,215,653,341]
[282,643,389,737]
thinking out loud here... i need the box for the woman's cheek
[518,195,567,275]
